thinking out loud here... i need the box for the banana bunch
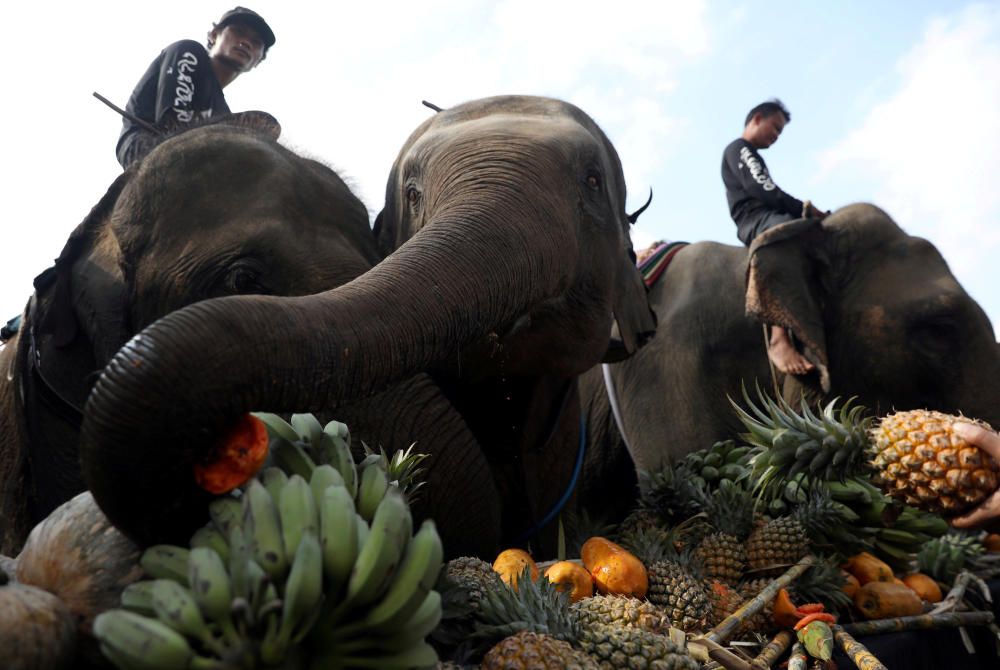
[681,439,754,492]
[95,413,444,670]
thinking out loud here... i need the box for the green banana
[319,430,357,497]
[356,461,389,522]
[227,525,250,602]
[363,519,443,633]
[120,581,157,617]
[270,438,317,480]
[278,532,325,646]
[245,557,271,615]
[253,411,301,443]
[149,578,208,639]
[244,479,289,581]
[279,474,319,558]
[316,641,439,670]
[725,445,751,463]
[825,479,871,504]
[318,483,359,592]
[367,589,443,653]
[310,464,346,503]
[93,609,196,670]
[208,496,243,536]
[291,413,324,447]
[190,525,231,564]
[140,545,191,585]
[877,528,927,547]
[345,488,410,607]
[260,466,290,504]
[187,547,231,617]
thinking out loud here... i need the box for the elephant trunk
[80,199,576,545]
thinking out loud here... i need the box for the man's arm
[152,41,213,131]
[727,142,804,217]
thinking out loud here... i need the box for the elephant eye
[224,265,267,295]
[406,186,421,205]
[586,172,601,191]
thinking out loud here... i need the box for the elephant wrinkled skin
[0,120,383,554]
[74,96,655,556]
[580,204,1000,519]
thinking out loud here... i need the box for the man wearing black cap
[115,7,276,169]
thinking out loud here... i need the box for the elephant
[0,117,397,555]
[578,204,1000,520]
[73,95,656,557]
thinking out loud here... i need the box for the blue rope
[513,414,586,544]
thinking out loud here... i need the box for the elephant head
[0,120,377,552]
[78,95,656,548]
[747,203,999,424]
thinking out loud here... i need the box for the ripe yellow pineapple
[871,410,999,515]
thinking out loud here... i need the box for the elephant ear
[34,171,131,362]
[604,237,657,363]
[746,218,831,392]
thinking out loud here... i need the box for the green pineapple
[917,530,1000,583]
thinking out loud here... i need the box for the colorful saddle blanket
[637,241,688,288]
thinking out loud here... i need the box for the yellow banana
[345,488,410,608]
[279,474,319,558]
[244,479,288,582]
[140,545,190,586]
[93,609,196,670]
[149,578,208,639]
[318,483,358,593]
[362,519,443,633]
[355,461,389,522]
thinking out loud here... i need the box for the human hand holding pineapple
[950,422,1000,530]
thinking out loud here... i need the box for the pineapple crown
[702,479,755,540]
[636,462,708,525]
[619,524,705,578]
[788,557,854,614]
[361,442,429,503]
[466,565,581,659]
[917,530,988,583]
[732,385,874,500]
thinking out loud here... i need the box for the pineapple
[443,556,504,612]
[482,631,599,670]
[703,579,743,627]
[787,557,854,615]
[571,595,671,635]
[620,528,711,632]
[744,492,845,576]
[576,625,699,670]
[870,410,999,516]
[735,577,776,635]
[695,481,754,584]
[917,530,1000,583]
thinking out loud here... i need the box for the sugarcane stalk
[704,555,817,645]
[686,635,751,670]
[930,570,974,614]
[831,625,887,670]
[750,629,795,669]
[840,610,994,636]
[787,642,808,670]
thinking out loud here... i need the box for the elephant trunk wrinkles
[80,202,572,545]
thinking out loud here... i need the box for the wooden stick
[750,630,795,669]
[840,610,995,636]
[704,555,817,645]
[686,635,751,670]
[930,571,973,614]
[787,642,808,670]
[832,625,887,670]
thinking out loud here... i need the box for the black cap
[216,7,275,48]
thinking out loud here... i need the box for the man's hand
[804,201,829,220]
[949,422,1000,529]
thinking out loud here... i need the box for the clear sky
[3,1,998,336]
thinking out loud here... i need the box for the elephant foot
[767,325,814,376]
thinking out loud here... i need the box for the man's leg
[768,325,814,375]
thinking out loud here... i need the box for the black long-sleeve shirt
[721,138,804,244]
[116,40,230,168]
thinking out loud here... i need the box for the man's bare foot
[768,326,814,375]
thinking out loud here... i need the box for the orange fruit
[492,548,539,589]
[581,537,647,598]
[984,533,1000,553]
[543,561,594,603]
[901,573,943,603]
[842,571,861,599]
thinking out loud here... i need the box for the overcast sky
[3,1,998,336]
